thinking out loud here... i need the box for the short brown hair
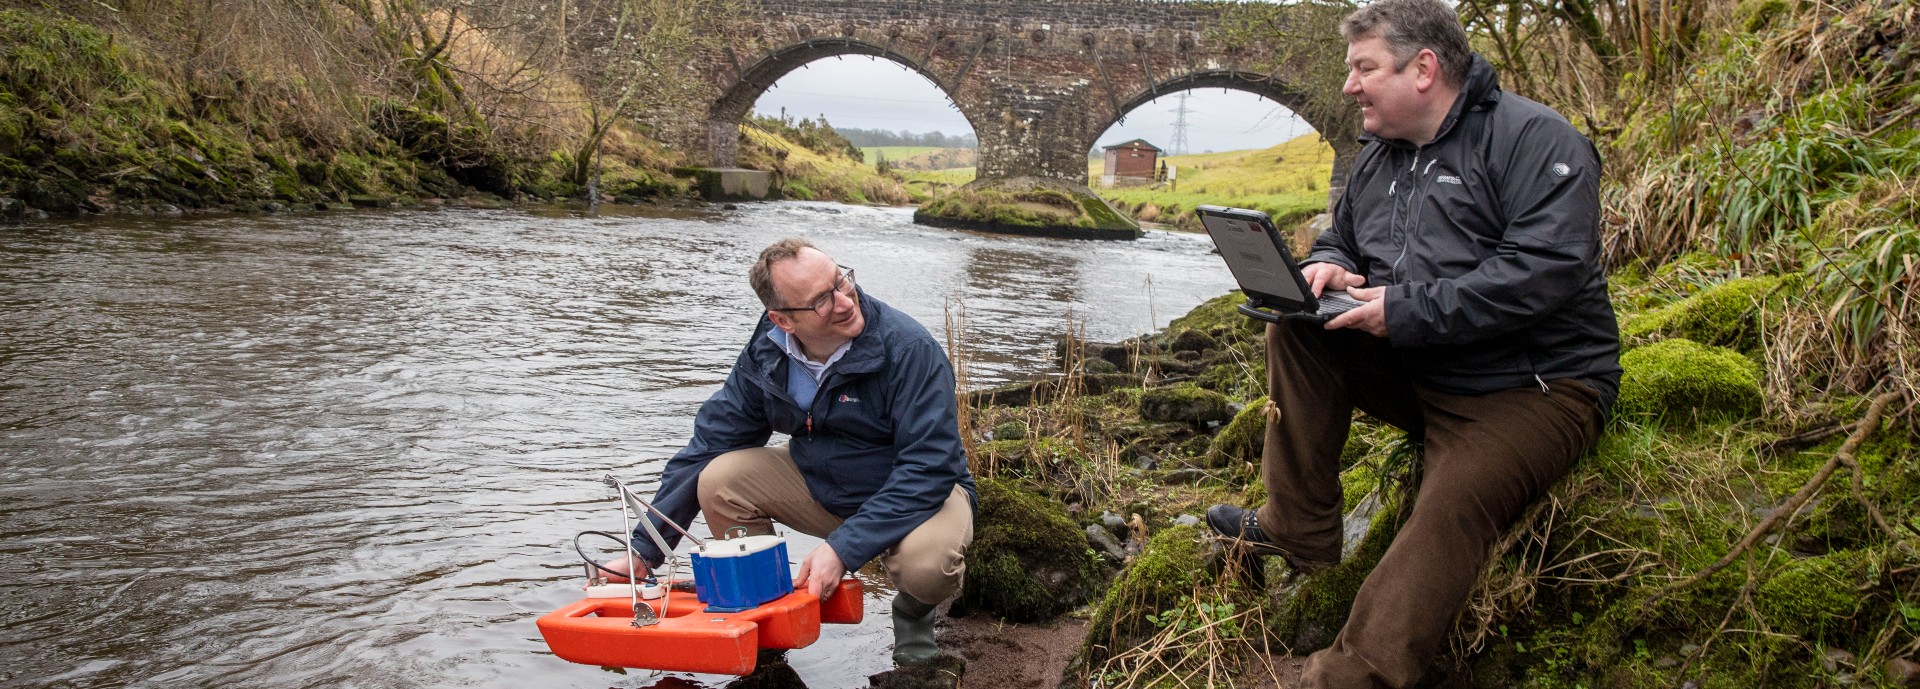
[748,237,818,310]
[1341,0,1473,89]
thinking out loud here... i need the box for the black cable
[573,530,644,580]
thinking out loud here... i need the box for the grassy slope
[1090,134,1336,234]
[978,3,1920,688]
[862,146,943,165]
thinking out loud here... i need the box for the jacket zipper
[1390,151,1420,283]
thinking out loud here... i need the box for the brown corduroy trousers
[1254,319,1606,689]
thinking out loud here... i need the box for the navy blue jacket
[629,289,976,570]
[1309,54,1622,411]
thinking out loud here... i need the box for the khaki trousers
[695,446,973,604]
[1257,319,1606,689]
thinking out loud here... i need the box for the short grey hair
[1341,0,1473,89]
[749,237,819,310]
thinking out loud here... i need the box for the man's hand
[1300,262,1366,297]
[1325,285,1389,337]
[793,543,846,600]
[595,555,648,584]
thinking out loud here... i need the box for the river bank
[944,255,1915,687]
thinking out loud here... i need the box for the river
[0,201,1237,689]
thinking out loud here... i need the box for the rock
[1206,396,1268,468]
[261,202,285,213]
[1168,328,1218,353]
[1615,338,1763,424]
[1078,525,1210,669]
[1755,551,1870,634]
[1172,514,1200,527]
[1654,656,1680,668]
[954,478,1108,622]
[1161,468,1209,484]
[0,197,21,219]
[867,654,964,689]
[1884,658,1920,687]
[1085,525,1128,563]
[1099,511,1128,538]
[988,420,1028,441]
[1621,275,1787,352]
[1080,356,1120,374]
[1822,648,1857,674]
[157,204,182,216]
[1138,384,1233,424]
[314,202,332,211]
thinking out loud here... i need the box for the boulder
[1139,384,1233,425]
[954,478,1109,623]
[1616,338,1764,424]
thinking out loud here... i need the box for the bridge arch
[705,38,975,169]
[1091,70,1359,205]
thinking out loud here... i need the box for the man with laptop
[1203,1,1621,687]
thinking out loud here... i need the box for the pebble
[1884,658,1920,687]
[1823,648,1856,674]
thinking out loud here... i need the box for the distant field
[862,146,943,165]
[1090,133,1335,237]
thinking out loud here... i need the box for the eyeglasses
[770,265,856,317]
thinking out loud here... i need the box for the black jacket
[1308,54,1622,411]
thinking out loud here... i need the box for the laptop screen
[1196,206,1309,308]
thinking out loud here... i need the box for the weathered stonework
[675,0,1360,205]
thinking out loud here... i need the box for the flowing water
[0,202,1237,689]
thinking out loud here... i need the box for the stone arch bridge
[691,0,1361,203]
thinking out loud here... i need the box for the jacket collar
[1360,53,1501,150]
[747,286,889,384]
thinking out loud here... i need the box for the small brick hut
[1101,139,1163,187]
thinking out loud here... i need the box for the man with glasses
[603,237,975,671]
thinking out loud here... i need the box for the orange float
[537,578,865,676]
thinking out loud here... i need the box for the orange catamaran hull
[537,579,865,676]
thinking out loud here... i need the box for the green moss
[1082,524,1210,660]
[1266,496,1407,652]
[1207,396,1267,468]
[974,437,1083,475]
[1754,551,1871,634]
[959,478,1108,622]
[1169,290,1263,337]
[1339,462,1377,513]
[1138,384,1233,424]
[1621,275,1787,351]
[1616,338,1763,424]
[989,420,1029,441]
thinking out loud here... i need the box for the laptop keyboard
[1316,290,1365,316]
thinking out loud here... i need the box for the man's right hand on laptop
[1301,262,1367,297]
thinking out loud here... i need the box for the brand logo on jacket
[838,394,860,403]
[1436,175,1463,185]
[1552,163,1571,177]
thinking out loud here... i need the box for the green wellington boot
[890,592,940,665]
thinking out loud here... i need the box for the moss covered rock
[1621,275,1788,351]
[1754,550,1872,633]
[1080,524,1210,663]
[1616,338,1764,424]
[1139,384,1234,425]
[1208,396,1267,468]
[1169,290,1265,338]
[913,176,1140,239]
[972,437,1083,475]
[957,478,1108,623]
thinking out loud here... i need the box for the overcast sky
[751,56,1318,154]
